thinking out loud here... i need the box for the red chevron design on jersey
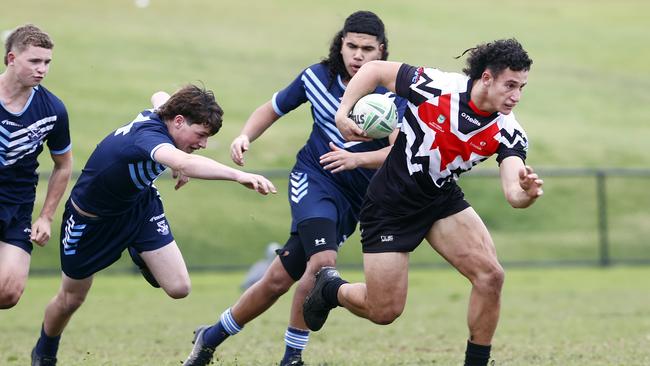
[418,95,500,173]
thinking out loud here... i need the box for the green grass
[2,267,650,365]
[5,0,649,270]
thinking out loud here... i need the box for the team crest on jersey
[156,220,169,235]
[437,115,446,124]
[26,124,44,142]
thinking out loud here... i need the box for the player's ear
[173,115,185,128]
[6,51,16,66]
[481,70,493,86]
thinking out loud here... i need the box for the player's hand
[30,216,52,246]
[237,172,277,195]
[172,169,190,190]
[320,142,359,173]
[335,114,371,142]
[519,165,544,198]
[230,134,250,166]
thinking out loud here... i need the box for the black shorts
[360,184,470,253]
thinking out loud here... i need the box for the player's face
[340,32,384,80]
[7,45,52,88]
[485,68,528,115]
[172,116,211,153]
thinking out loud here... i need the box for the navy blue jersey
[272,63,407,242]
[71,110,171,216]
[0,85,71,204]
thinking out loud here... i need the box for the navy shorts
[0,202,34,254]
[360,183,470,253]
[288,167,359,245]
[59,193,174,279]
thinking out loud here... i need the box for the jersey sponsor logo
[290,171,308,203]
[1,119,21,127]
[380,235,394,243]
[149,213,166,222]
[314,238,326,246]
[461,112,481,127]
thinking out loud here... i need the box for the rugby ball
[350,94,398,139]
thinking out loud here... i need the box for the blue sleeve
[393,95,408,127]
[46,97,72,155]
[133,125,175,163]
[271,69,309,116]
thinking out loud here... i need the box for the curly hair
[157,84,224,135]
[461,38,532,81]
[321,11,389,84]
[4,24,54,66]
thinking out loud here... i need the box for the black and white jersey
[367,64,528,207]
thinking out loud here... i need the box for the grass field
[2,2,650,365]
[4,0,649,270]
[2,267,650,365]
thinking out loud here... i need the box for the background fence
[29,167,649,275]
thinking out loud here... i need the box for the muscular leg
[0,242,31,309]
[338,251,409,325]
[140,241,191,299]
[426,207,504,345]
[42,273,93,336]
[231,257,295,325]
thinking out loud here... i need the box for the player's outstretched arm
[499,156,544,208]
[231,101,281,166]
[154,144,277,195]
[335,60,402,142]
[31,151,73,246]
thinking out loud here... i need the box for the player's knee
[260,268,293,296]
[473,265,505,295]
[368,305,403,325]
[0,289,22,309]
[164,280,191,299]
[57,291,88,314]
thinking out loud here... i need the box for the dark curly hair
[4,24,53,66]
[461,38,532,81]
[157,84,224,135]
[321,10,389,84]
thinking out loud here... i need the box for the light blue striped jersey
[273,63,407,197]
[0,85,71,204]
[70,110,170,216]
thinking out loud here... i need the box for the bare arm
[499,156,544,208]
[230,101,281,166]
[320,128,399,173]
[335,60,403,142]
[31,151,73,246]
[153,144,276,195]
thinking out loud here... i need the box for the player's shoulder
[302,63,330,79]
[498,110,527,135]
[419,67,469,92]
[34,84,67,111]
